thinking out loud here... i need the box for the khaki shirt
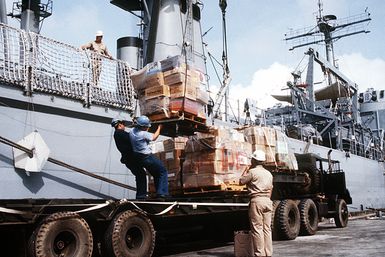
[82,41,111,57]
[239,165,273,198]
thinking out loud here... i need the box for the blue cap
[135,115,151,128]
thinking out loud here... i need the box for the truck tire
[295,154,321,193]
[334,199,348,228]
[28,212,93,257]
[299,199,318,235]
[104,210,155,257]
[271,200,281,240]
[277,200,300,240]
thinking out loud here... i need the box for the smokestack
[0,0,8,24]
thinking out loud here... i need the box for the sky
[4,0,385,111]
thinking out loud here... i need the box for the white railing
[0,23,136,111]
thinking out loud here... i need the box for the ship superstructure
[257,1,385,210]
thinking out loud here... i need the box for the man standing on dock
[239,150,273,257]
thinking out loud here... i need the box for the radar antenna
[284,0,371,65]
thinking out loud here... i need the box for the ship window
[180,0,187,13]
[180,1,201,21]
[193,4,201,21]
[380,90,384,99]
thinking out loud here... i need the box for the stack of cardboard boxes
[131,55,209,122]
[240,126,298,170]
[150,125,298,194]
[151,137,188,192]
[181,126,252,189]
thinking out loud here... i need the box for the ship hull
[288,138,385,211]
[0,83,136,200]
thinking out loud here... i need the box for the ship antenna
[284,0,371,67]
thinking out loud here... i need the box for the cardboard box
[234,230,254,257]
[139,96,169,115]
[164,70,194,85]
[243,126,276,146]
[160,55,191,71]
[182,173,240,188]
[169,82,197,100]
[163,137,187,151]
[144,72,164,88]
[144,85,170,100]
[169,98,199,115]
[196,88,209,104]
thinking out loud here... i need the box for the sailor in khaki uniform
[239,150,273,257]
[81,30,113,86]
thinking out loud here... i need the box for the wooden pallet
[179,184,247,194]
[149,111,206,124]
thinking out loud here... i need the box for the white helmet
[251,150,266,161]
[95,30,104,37]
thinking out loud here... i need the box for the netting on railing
[0,23,136,111]
[0,24,27,87]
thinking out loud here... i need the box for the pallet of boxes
[240,126,298,170]
[151,126,252,193]
[150,137,188,193]
[182,126,253,191]
[150,125,297,194]
[130,55,209,134]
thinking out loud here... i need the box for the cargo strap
[121,199,249,216]
[0,201,112,216]
[74,201,112,213]
[0,206,31,215]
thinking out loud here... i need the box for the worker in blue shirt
[111,119,148,199]
[130,115,169,198]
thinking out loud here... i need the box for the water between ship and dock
[155,214,385,257]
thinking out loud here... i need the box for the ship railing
[0,23,136,111]
[342,138,384,161]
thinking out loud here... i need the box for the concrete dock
[156,216,385,257]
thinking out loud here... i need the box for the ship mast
[285,0,371,68]
[281,0,372,151]
[284,0,371,112]
[7,0,52,33]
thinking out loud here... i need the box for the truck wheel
[299,199,318,235]
[104,210,155,257]
[277,200,300,240]
[271,200,280,240]
[334,199,348,228]
[28,212,93,257]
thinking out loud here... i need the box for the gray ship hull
[288,137,385,211]
[0,84,136,200]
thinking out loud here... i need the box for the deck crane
[212,0,232,121]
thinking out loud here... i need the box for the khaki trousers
[249,197,273,257]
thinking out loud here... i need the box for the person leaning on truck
[111,119,148,199]
[239,150,273,257]
[129,115,169,198]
